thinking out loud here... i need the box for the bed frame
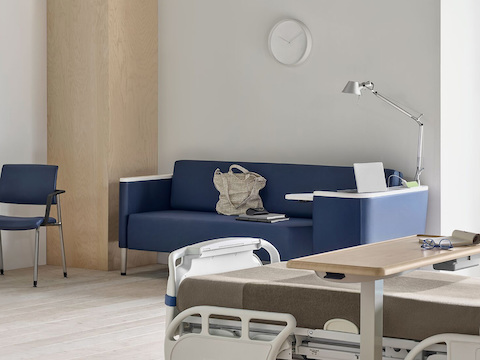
[164,238,480,360]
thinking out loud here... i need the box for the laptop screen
[353,162,387,193]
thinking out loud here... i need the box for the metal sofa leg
[33,228,39,287]
[121,248,127,275]
[0,231,3,275]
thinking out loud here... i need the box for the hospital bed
[164,237,480,360]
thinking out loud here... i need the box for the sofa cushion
[171,160,402,218]
[127,210,313,260]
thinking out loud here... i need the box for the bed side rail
[404,333,480,360]
[165,237,280,326]
[165,305,296,360]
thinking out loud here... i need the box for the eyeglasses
[421,238,453,250]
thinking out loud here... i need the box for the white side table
[286,186,429,253]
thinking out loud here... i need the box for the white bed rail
[404,333,480,360]
[165,305,296,360]
[165,237,281,327]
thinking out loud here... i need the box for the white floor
[0,264,168,360]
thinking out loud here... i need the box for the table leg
[360,279,384,360]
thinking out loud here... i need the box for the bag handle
[229,164,249,174]
[229,164,264,182]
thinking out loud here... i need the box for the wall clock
[268,19,312,66]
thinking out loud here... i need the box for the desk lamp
[342,81,424,185]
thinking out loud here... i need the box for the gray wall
[158,0,441,232]
[0,0,47,269]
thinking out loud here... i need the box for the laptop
[353,162,388,193]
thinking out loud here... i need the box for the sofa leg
[121,248,127,275]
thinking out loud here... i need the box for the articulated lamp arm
[342,81,424,184]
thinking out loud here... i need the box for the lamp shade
[342,81,362,95]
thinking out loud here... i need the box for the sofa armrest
[119,174,173,248]
[312,186,428,253]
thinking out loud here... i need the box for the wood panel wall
[47,0,158,270]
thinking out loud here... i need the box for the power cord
[387,174,420,188]
[387,174,408,187]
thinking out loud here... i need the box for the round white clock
[268,19,312,66]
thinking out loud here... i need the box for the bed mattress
[177,262,480,341]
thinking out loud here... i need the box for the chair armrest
[119,174,173,248]
[42,189,65,225]
[119,174,173,182]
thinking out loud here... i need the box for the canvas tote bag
[213,164,266,215]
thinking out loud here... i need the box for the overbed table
[287,235,480,360]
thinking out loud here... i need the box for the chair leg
[58,224,67,278]
[0,231,4,275]
[56,197,67,278]
[33,228,40,287]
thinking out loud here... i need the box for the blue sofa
[119,160,427,274]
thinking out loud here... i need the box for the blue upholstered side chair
[0,164,67,287]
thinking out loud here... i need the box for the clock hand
[278,35,291,44]
[288,31,303,43]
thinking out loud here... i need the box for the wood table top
[287,235,480,278]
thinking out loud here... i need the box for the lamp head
[342,81,374,95]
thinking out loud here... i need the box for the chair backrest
[0,164,58,205]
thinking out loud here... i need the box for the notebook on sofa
[236,213,289,223]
